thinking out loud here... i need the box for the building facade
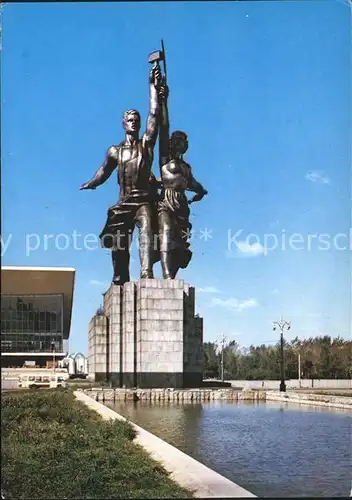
[1,266,75,368]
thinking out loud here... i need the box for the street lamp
[215,334,227,382]
[51,340,56,373]
[272,317,291,392]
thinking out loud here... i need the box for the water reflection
[113,401,204,452]
[106,401,351,498]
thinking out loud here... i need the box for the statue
[80,63,162,285]
[157,77,208,279]
[80,43,207,284]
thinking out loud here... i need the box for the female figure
[158,84,208,279]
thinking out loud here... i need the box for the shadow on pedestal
[95,372,203,389]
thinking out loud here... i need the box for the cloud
[211,297,259,312]
[90,279,108,287]
[226,240,265,259]
[305,170,330,185]
[198,286,222,294]
[236,240,265,256]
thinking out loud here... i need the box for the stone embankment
[83,387,352,409]
[266,391,352,410]
[83,387,265,403]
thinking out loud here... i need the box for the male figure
[157,82,208,279]
[80,65,161,285]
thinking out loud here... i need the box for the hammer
[148,40,167,85]
[148,50,164,67]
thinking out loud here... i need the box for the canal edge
[74,390,256,498]
[265,392,352,410]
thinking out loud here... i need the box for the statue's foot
[141,271,154,279]
[112,277,128,286]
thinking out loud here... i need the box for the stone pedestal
[88,315,108,378]
[88,279,203,388]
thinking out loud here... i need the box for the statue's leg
[135,204,154,279]
[158,210,176,279]
[177,214,192,270]
[111,229,132,285]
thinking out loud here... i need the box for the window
[1,295,64,352]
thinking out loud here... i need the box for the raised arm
[158,81,170,169]
[142,65,161,151]
[79,146,118,190]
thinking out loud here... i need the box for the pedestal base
[93,371,202,389]
[88,279,203,389]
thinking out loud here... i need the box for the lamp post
[298,352,301,388]
[215,334,227,382]
[272,317,291,392]
[51,340,56,373]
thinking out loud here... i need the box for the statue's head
[170,130,188,156]
[122,109,141,134]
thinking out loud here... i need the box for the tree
[203,342,219,378]
[202,336,351,380]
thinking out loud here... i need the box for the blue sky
[2,1,351,354]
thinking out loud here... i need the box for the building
[1,266,75,368]
[60,352,88,378]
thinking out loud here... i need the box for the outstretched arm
[143,65,161,150]
[80,146,118,190]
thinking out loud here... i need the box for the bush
[1,389,191,499]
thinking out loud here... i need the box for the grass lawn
[1,389,192,499]
[65,379,106,389]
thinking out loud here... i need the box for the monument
[82,43,207,388]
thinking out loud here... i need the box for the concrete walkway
[266,391,352,410]
[74,390,256,498]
